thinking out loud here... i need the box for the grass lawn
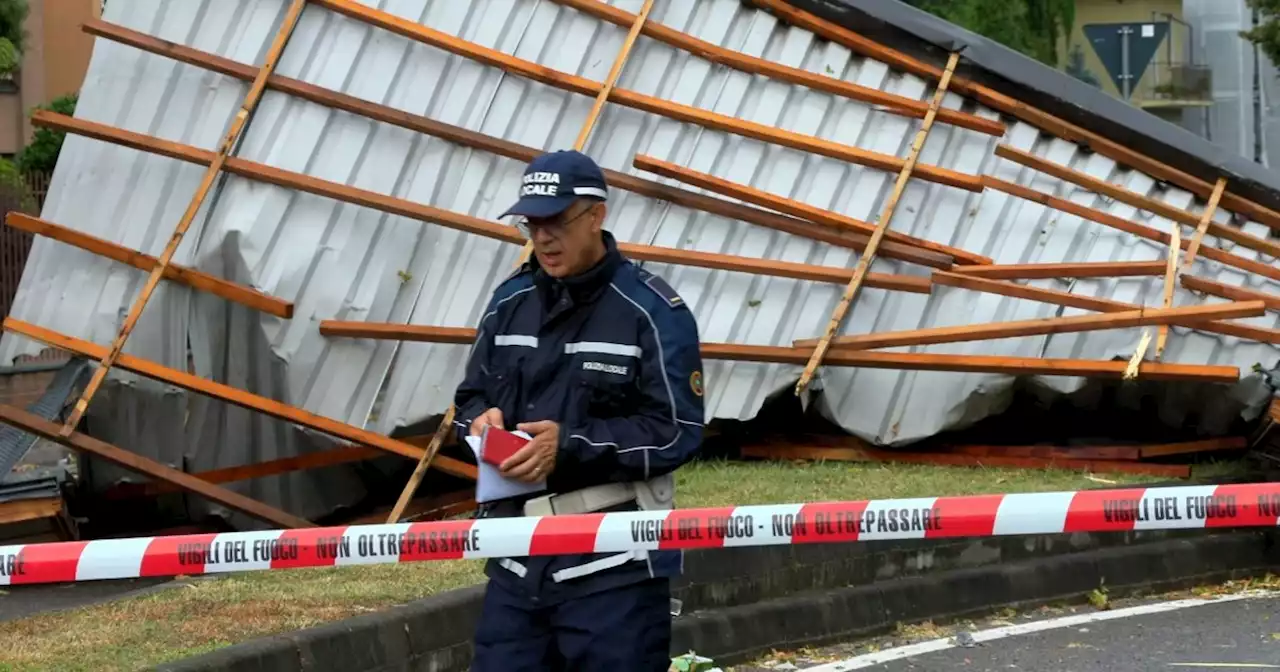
[0,458,1248,671]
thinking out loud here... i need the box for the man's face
[523,199,606,278]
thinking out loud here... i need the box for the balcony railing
[1133,61,1213,108]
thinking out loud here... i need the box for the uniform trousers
[471,575,672,672]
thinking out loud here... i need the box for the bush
[15,92,76,174]
[0,155,37,215]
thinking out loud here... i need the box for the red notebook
[480,426,529,467]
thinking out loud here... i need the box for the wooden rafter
[983,175,1280,283]
[4,213,294,319]
[0,403,314,529]
[792,301,1265,351]
[946,261,1166,280]
[633,154,989,265]
[81,18,954,268]
[1181,275,1280,312]
[931,271,1280,344]
[552,0,1006,137]
[1,317,478,480]
[32,112,932,296]
[316,322,1240,383]
[749,0,1280,234]
[309,0,983,193]
[59,0,309,437]
[995,145,1280,260]
[795,51,962,396]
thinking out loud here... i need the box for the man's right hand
[469,407,505,437]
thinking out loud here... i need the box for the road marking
[1172,660,1280,665]
[805,590,1280,671]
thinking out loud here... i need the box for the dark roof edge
[779,0,1280,214]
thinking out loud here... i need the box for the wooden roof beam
[634,154,990,265]
[946,260,1167,280]
[0,403,314,529]
[794,301,1267,351]
[5,213,294,319]
[1,317,478,481]
[995,145,1280,260]
[32,111,931,295]
[982,175,1280,283]
[747,0,1280,234]
[309,0,983,193]
[80,18,950,268]
[551,0,1007,137]
[932,271,1280,344]
[316,321,1242,383]
[1181,275,1280,312]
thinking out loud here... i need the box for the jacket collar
[530,230,624,312]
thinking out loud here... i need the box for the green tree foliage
[901,0,1075,67]
[16,93,77,174]
[1242,0,1280,66]
[0,0,26,54]
[0,0,27,76]
[0,156,37,215]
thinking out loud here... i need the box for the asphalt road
[0,577,175,622]
[826,593,1280,671]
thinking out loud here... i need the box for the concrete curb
[155,528,1279,672]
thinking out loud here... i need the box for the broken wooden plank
[1138,437,1248,459]
[633,153,987,266]
[2,317,478,480]
[796,51,964,395]
[312,0,984,193]
[933,271,1280,345]
[946,261,1167,280]
[739,443,1191,478]
[1180,275,1280,312]
[315,323,1241,383]
[0,497,64,527]
[983,175,1280,283]
[0,403,315,528]
[554,0,1006,136]
[798,301,1266,351]
[5,213,294,319]
[995,145,1280,260]
[59,0,309,438]
[83,18,949,268]
[115,446,386,498]
[945,444,1142,461]
[35,112,931,296]
[1182,177,1229,270]
[748,0,1280,235]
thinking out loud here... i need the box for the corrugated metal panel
[0,0,1276,523]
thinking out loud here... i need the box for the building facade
[0,0,101,157]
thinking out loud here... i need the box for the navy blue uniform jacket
[454,231,705,605]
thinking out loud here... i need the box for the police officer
[455,149,705,671]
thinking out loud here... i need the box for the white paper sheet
[465,432,547,503]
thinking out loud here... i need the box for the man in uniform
[454,149,705,671]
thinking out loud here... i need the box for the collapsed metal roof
[0,0,1276,525]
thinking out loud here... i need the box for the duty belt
[522,482,638,517]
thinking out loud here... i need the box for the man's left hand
[501,420,559,483]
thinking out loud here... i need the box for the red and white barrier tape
[3,482,1278,586]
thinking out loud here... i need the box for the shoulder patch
[640,272,685,309]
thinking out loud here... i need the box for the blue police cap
[499,150,609,219]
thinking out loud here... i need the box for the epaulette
[638,268,685,310]
[500,260,534,285]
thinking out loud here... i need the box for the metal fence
[0,171,52,321]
